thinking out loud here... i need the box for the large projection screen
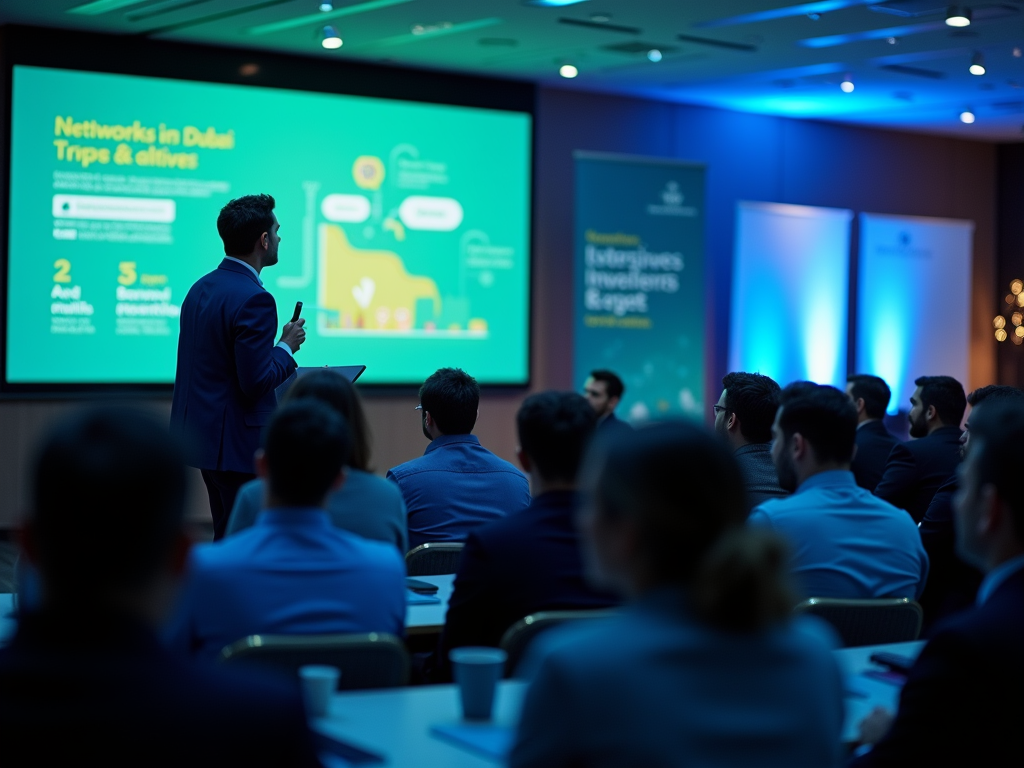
[5,65,532,389]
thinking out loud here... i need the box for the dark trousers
[200,469,256,541]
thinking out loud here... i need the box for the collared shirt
[222,256,295,359]
[167,507,406,660]
[749,469,930,599]
[387,433,531,551]
[976,554,1024,606]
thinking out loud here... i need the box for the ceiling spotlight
[590,13,611,22]
[946,6,972,27]
[559,64,579,78]
[647,49,663,62]
[840,74,854,93]
[960,109,976,124]
[321,25,342,49]
[886,36,898,45]
[970,51,986,76]
[319,0,332,10]
[807,12,821,20]
[1015,47,1023,58]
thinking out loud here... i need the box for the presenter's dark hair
[915,375,967,427]
[722,372,781,444]
[589,370,624,400]
[31,407,188,596]
[968,400,1024,542]
[420,367,479,435]
[263,400,351,507]
[217,194,276,256]
[517,391,597,484]
[777,384,858,464]
[967,384,1024,407]
[587,422,793,632]
[846,374,891,419]
[283,369,372,471]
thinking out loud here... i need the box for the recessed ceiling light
[559,64,579,78]
[1015,47,1023,58]
[590,13,611,22]
[886,36,898,45]
[960,109,976,124]
[321,25,342,48]
[946,6,971,27]
[319,1,332,10]
[840,74,854,93]
[647,49,662,62]
[239,63,260,76]
[807,12,821,20]
[969,51,985,76]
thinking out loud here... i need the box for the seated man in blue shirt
[749,383,929,600]
[169,399,406,661]
[387,367,531,551]
[437,391,620,677]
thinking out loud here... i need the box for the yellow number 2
[118,261,137,286]
[53,259,71,283]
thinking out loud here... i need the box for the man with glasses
[387,367,530,551]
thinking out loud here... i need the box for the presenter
[170,194,305,540]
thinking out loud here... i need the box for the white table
[315,680,526,767]
[405,574,454,636]
[834,640,925,743]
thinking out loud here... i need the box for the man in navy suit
[845,374,899,492]
[853,398,1024,765]
[583,369,632,435]
[170,194,305,539]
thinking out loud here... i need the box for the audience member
[874,375,966,522]
[510,422,844,768]
[0,409,319,767]
[388,367,530,550]
[917,385,1024,627]
[226,370,408,553]
[438,392,619,675]
[852,398,1024,766]
[169,400,405,660]
[846,374,899,492]
[583,369,632,435]
[714,372,789,508]
[749,384,928,600]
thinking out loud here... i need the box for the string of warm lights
[994,279,1024,345]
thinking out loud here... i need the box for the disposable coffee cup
[299,665,341,718]
[448,647,507,721]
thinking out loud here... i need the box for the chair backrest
[500,609,617,677]
[405,542,465,576]
[794,597,923,647]
[219,632,409,690]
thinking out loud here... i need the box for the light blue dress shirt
[166,508,406,660]
[748,470,929,599]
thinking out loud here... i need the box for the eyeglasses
[712,405,727,415]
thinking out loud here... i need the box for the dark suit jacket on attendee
[873,426,962,523]
[734,442,789,509]
[851,420,899,493]
[851,564,1024,767]
[439,490,619,674]
[170,259,296,473]
[0,610,320,767]
[598,412,632,436]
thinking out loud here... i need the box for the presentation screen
[5,65,532,388]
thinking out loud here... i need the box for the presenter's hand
[280,318,306,353]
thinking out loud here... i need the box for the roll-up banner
[573,153,706,422]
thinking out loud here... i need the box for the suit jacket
[170,259,296,473]
[510,590,845,768]
[0,609,320,767]
[851,420,899,493]
[439,490,619,675]
[734,442,789,509]
[873,425,963,523]
[598,412,632,436]
[851,565,1024,766]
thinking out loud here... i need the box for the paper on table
[407,590,441,605]
[431,723,514,760]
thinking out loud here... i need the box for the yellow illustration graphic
[320,224,441,331]
[352,155,385,190]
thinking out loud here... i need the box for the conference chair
[219,632,409,690]
[405,542,465,576]
[794,597,923,647]
[500,609,618,677]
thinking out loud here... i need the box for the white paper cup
[299,665,341,718]
[449,647,507,721]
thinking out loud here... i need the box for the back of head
[283,370,371,471]
[263,400,351,506]
[915,375,967,427]
[777,384,858,464]
[589,369,625,400]
[419,367,479,435]
[964,399,1024,546]
[589,422,794,631]
[217,194,275,256]
[846,374,892,419]
[517,391,597,485]
[967,384,1024,408]
[31,408,187,601]
[722,372,781,444]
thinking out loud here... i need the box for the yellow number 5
[53,259,71,283]
[118,261,137,286]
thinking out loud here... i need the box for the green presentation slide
[6,66,532,385]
